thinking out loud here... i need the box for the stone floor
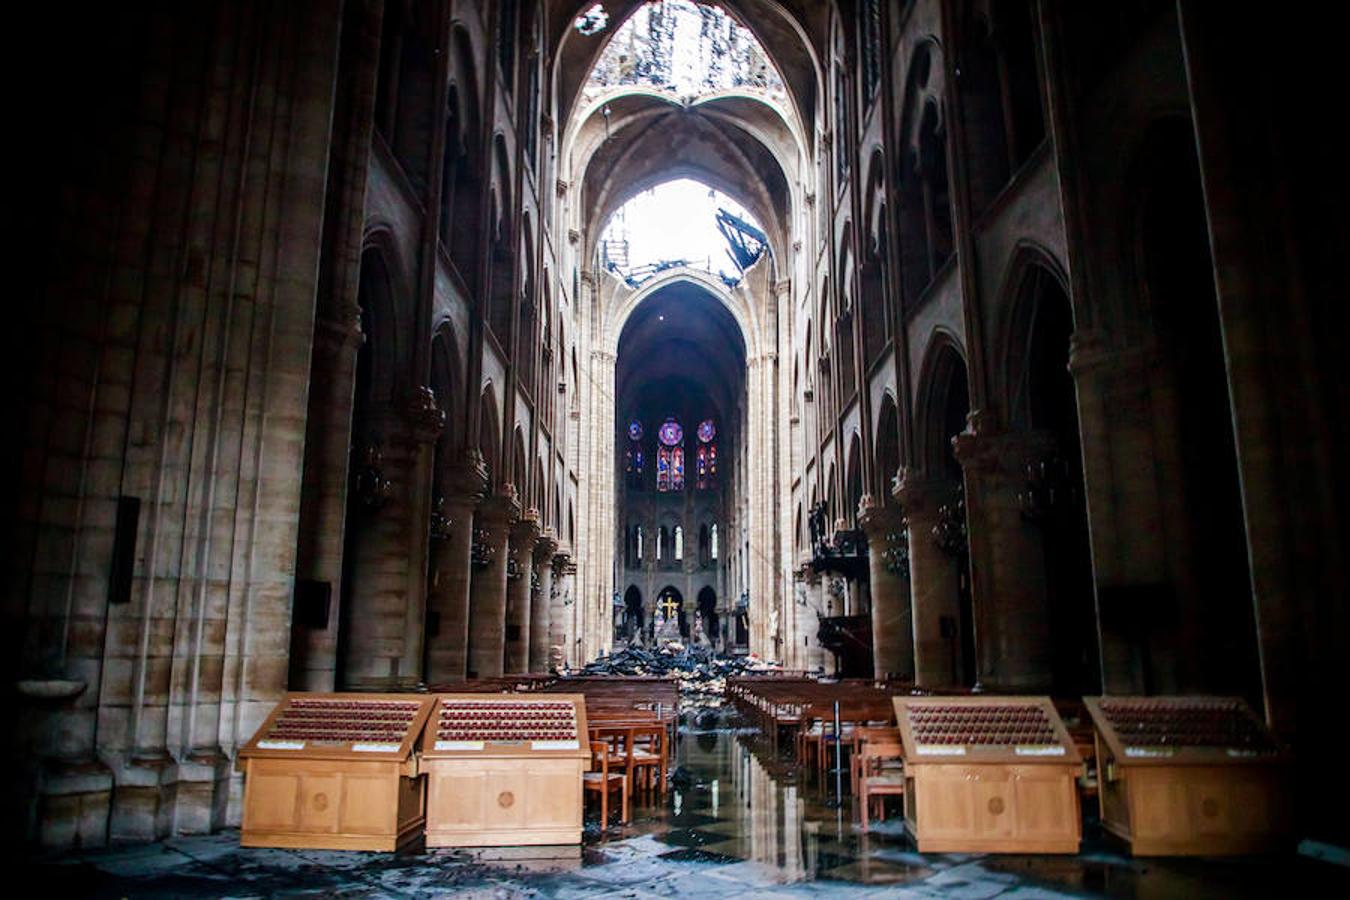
[27,714,1350,898]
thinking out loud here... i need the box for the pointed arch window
[695,418,716,489]
[656,417,684,492]
[657,526,666,561]
[636,525,644,563]
[711,523,719,560]
[674,525,684,561]
[626,420,646,489]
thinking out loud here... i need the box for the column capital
[893,469,959,517]
[952,427,1056,480]
[533,530,559,561]
[401,384,445,443]
[857,494,905,538]
[552,551,576,575]
[439,450,489,504]
[510,509,541,547]
[476,489,521,531]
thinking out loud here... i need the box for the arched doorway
[623,585,643,642]
[697,586,718,647]
[1006,259,1100,696]
[915,338,976,687]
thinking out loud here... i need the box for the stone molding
[313,309,364,352]
[1067,329,1158,378]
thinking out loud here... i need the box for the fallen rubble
[560,644,784,708]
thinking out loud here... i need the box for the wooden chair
[583,739,629,826]
[856,730,905,830]
[591,724,638,797]
[628,723,668,796]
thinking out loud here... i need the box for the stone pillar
[858,496,914,680]
[895,471,967,688]
[803,571,825,672]
[952,429,1056,691]
[504,512,540,674]
[1067,332,1174,694]
[467,490,518,678]
[527,531,558,672]
[553,552,576,667]
[400,386,447,686]
[424,454,487,684]
[291,311,364,692]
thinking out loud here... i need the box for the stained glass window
[656,446,670,492]
[657,417,684,492]
[658,417,683,446]
[628,420,644,441]
[694,419,716,489]
[674,526,684,560]
[627,440,645,489]
[711,523,719,560]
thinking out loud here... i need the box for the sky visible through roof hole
[600,179,764,284]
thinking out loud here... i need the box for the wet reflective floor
[29,713,1350,897]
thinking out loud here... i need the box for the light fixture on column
[881,522,910,578]
[932,487,968,557]
[353,444,392,511]
[429,495,452,542]
[1019,454,1073,525]
[471,527,497,569]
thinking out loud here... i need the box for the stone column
[290,311,364,692]
[553,552,576,667]
[528,531,558,672]
[953,429,1056,691]
[467,490,518,678]
[1067,332,1173,693]
[858,495,914,680]
[504,512,540,674]
[895,471,964,688]
[401,386,447,687]
[804,571,826,672]
[424,453,487,684]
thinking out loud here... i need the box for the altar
[652,594,683,646]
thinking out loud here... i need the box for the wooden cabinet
[419,694,591,847]
[1084,696,1293,855]
[236,693,435,851]
[894,696,1082,853]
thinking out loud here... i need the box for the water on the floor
[27,711,1350,897]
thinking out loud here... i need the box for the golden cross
[659,595,680,618]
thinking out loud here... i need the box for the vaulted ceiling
[548,0,827,131]
[615,280,747,427]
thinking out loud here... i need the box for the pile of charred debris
[563,644,787,708]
